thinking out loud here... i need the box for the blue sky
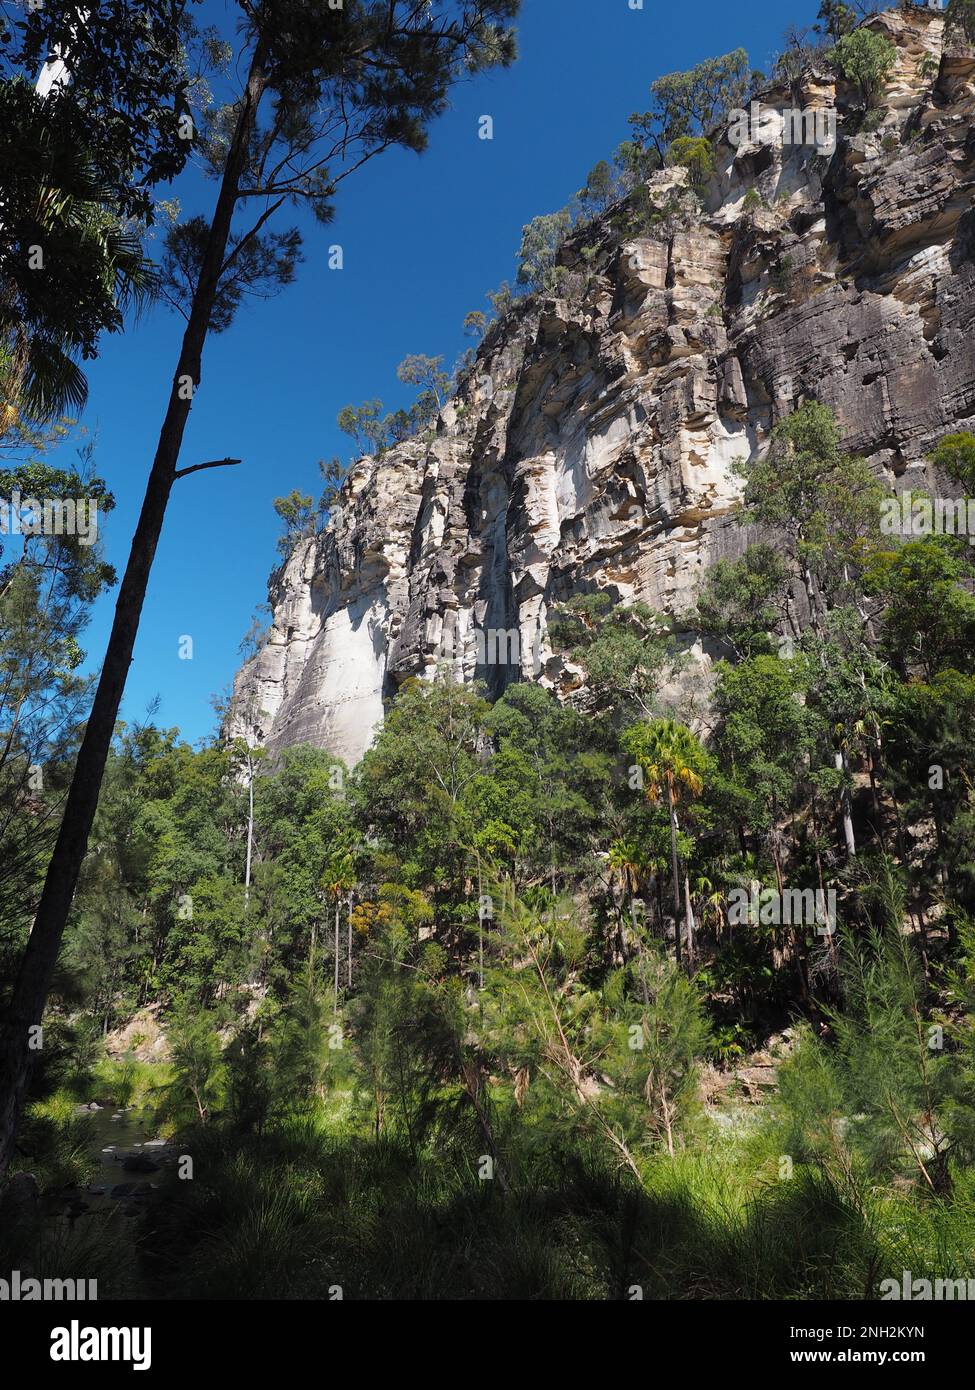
[61,0,822,745]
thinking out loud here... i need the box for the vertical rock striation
[230,9,975,765]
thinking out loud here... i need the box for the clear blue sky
[62,0,823,745]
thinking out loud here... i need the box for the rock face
[230,10,975,766]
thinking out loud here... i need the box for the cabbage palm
[623,719,707,969]
[0,84,158,423]
[1,197,156,422]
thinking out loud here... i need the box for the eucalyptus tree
[0,0,521,1175]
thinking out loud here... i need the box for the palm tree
[623,719,707,970]
[608,837,643,962]
[322,849,356,1015]
[1,129,158,423]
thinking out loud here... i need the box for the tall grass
[136,1111,975,1300]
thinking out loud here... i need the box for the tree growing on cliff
[272,490,315,560]
[664,135,715,190]
[0,0,522,1177]
[814,1,857,42]
[396,354,450,413]
[516,210,571,295]
[549,593,673,724]
[693,544,789,660]
[930,432,975,495]
[628,49,750,159]
[832,28,897,109]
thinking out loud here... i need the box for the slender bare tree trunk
[835,748,857,860]
[333,902,340,1016]
[0,42,269,1176]
[683,873,696,970]
[346,895,352,988]
[667,782,682,970]
[244,761,254,904]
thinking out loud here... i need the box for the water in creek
[77,1105,180,1207]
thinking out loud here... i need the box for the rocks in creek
[229,8,975,766]
[109,1182,151,1200]
[121,1153,160,1173]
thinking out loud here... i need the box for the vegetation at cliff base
[3,0,975,1311]
[6,395,975,1298]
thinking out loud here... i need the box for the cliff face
[230,10,975,765]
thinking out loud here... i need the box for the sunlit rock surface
[230,10,975,765]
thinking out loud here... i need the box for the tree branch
[174,457,242,480]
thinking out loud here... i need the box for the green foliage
[778,865,975,1196]
[463,310,487,339]
[549,592,674,722]
[486,280,514,317]
[337,398,386,454]
[629,48,750,158]
[665,135,715,188]
[601,948,711,1156]
[10,194,975,1296]
[930,431,975,494]
[733,401,887,626]
[272,489,314,559]
[832,28,897,108]
[815,0,857,41]
[0,454,116,985]
[160,217,303,335]
[694,544,788,658]
[575,159,615,219]
[337,352,455,457]
[0,3,194,419]
[869,539,975,680]
[166,1000,225,1125]
[395,353,450,412]
[516,209,572,295]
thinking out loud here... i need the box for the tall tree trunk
[835,748,857,860]
[244,763,254,904]
[333,902,340,1016]
[667,781,682,969]
[683,872,696,970]
[0,42,269,1176]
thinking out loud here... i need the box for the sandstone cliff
[230,9,975,765]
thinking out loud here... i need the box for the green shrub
[833,29,897,108]
[665,135,715,189]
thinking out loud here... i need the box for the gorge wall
[229,9,975,765]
